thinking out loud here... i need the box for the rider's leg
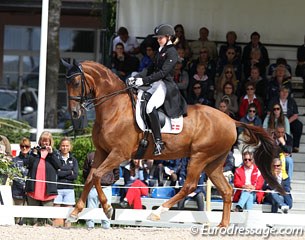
[147,81,166,155]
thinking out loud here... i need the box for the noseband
[66,63,133,111]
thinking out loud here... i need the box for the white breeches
[146,80,166,114]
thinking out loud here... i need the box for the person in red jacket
[233,150,264,212]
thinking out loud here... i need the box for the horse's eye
[71,78,80,88]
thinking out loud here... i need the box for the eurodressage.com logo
[190,224,305,239]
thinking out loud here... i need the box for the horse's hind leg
[205,158,233,227]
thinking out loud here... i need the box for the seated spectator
[263,158,292,214]
[217,46,242,82]
[149,160,181,187]
[173,60,189,99]
[274,125,294,180]
[111,42,139,82]
[295,35,305,97]
[268,57,292,77]
[11,137,31,225]
[138,45,155,72]
[267,64,292,101]
[112,26,140,55]
[189,63,214,103]
[218,31,242,61]
[218,96,236,119]
[177,157,205,211]
[238,103,262,135]
[53,137,79,228]
[120,159,149,209]
[215,64,239,96]
[83,151,118,229]
[174,24,191,60]
[187,81,212,106]
[0,134,12,185]
[188,47,217,84]
[189,27,218,61]
[242,66,267,102]
[233,150,264,212]
[176,47,190,72]
[139,33,159,55]
[268,85,302,152]
[242,31,269,79]
[243,48,268,80]
[239,82,263,119]
[263,103,290,137]
[215,81,239,117]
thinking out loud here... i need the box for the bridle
[66,63,133,111]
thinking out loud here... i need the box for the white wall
[117,0,305,45]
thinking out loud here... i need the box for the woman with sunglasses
[216,64,239,96]
[233,151,265,212]
[263,103,290,137]
[11,137,31,224]
[238,103,262,135]
[263,158,292,213]
[238,81,263,119]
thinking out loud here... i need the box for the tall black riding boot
[148,108,164,155]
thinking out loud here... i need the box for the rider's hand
[127,77,135,86]
[135,78,144,86]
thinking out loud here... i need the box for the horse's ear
[73,59,79,67]
[61,58,72,69]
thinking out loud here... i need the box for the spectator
[111,42,139,82]
[263,158,292,214]
[11,137,31,225]
[238,82,263,119]
[189,62,214,103]
[0,134,12,158]
[25,131,61,226]
[268,57,292,77]
[242,31,269,79]
[233,150,264,212]
[215,64,238,96]
[187,81,212,106]
[267,64,292,101]
[139,33,159,55]
[189,27,218,61]
[138,45,155,72]
[238,103,262,135]
[243,48,268,80]
[217,46,242,81]
[173,60,189,99]
[83,151,119,230]
[150,160,181,187]
[296,35,305,97]
[53,137,79,228]
[174,24,191,59]
[112,26,140,55]
[188,47,217,84]
[263,103,290,137]
[274,125,294,180]
[268,85,303,152]
[120,159,149,209]
[177,157,205,211]
[215,81,239,117]
[218,96,236,119]
[218,31,242,61]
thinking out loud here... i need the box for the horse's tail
[235,121,285,195]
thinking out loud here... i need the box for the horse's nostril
[72,111,78,119]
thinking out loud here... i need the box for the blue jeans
[285,156,294,180]
[86,186,112,229]
[237,190,256,210]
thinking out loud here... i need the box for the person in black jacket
[25,131,61,226]
[53,137,79,227]
[129,24,187,155]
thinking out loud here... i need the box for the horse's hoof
[66,214,79,223]
[217,223,229,228]
[106,206,114,219]
[147,212,160,221]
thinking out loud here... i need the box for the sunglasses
[243,158,252,162]
[273,107,280,111]
[20,145,30,148]
[273,164,281,168]
[225,71,233,74]
[248,110,256,113]
[193,86,201,90]
[227,52,235,55]
[246,88,254,90]
[200,51,207,54]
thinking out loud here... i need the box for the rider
[129,24,187,155]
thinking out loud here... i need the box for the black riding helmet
[153,24,175,37]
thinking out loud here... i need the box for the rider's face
[157,36,168,47]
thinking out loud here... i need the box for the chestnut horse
[62,60,282,227]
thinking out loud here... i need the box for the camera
[34,145,46,150]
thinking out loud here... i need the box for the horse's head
[61,59,93,119]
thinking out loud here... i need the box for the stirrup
[153,141,164,156]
